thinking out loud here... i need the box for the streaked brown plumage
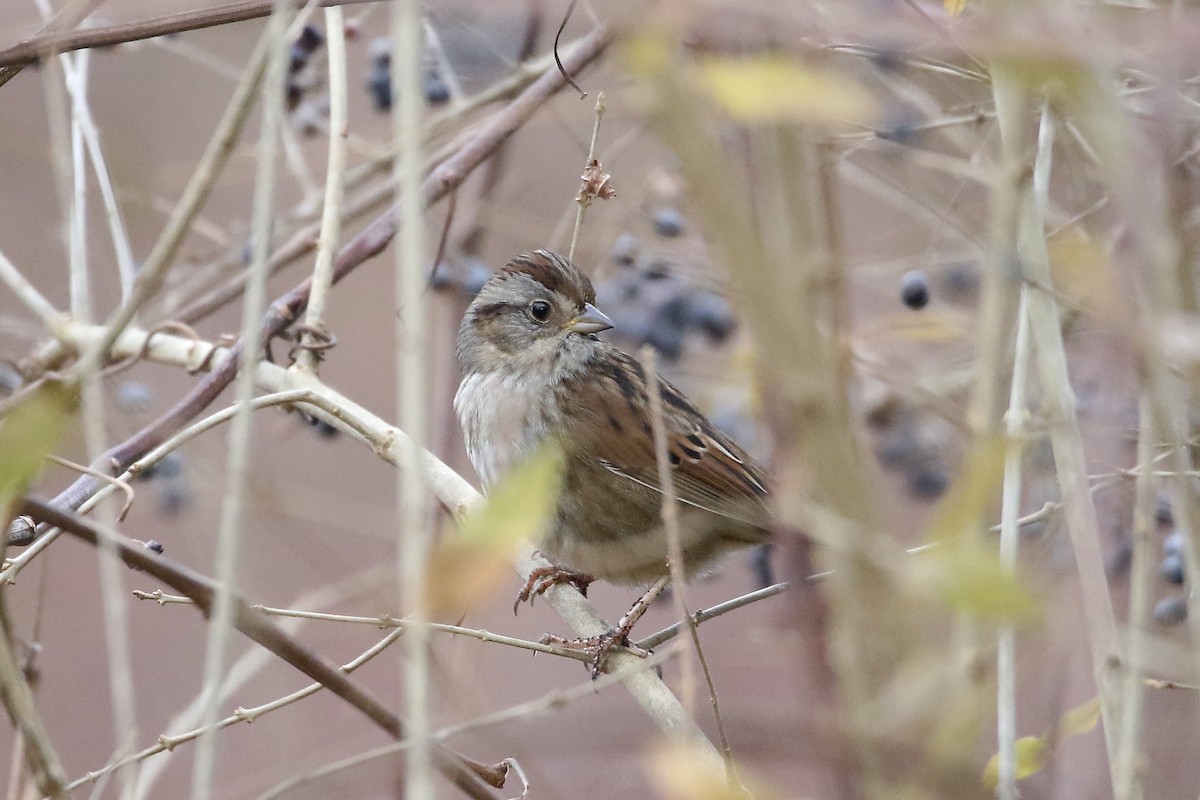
[455,250,770,586]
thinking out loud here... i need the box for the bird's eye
[529,300,552,322]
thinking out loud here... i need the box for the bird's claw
[513,566,594,615]
[539,629,651,678]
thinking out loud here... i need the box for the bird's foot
[538,576,670,677]
[514,566,595,615]
[539,629,651,678]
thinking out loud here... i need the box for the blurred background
[1,0,1198,798]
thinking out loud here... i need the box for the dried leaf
[578,158,616,205]
[945,0,970,16]
[695,54,877,126]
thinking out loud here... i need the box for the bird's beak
[563,303,614,334]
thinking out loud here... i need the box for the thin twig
[192,8,290,797]
[1113,397,1154,800]
[61,628,406,794]
[553,0,585,98]
[70,24,274,381]
[0,0,386,69]
[293,4,349,375]
[996,286,1031,800]
[392,3,435,796]
[166,28,611,326]
[636,582,790,651]
[44,456,134,522]
[0,249,61,331]
[252,644,683,800]
[132,595,595,662]
[0,593,70,799]
[642,344,736,782]
[1015,96,1123,787]
[17,497,499,800]
[641,346,695,711]
[568,92,607,262]
[1,390,316,586]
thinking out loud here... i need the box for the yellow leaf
[983,736,1048,788]
[917,436,1041,623]
[0,383,74,513]
[945,0,970,15]
[924,435,1006,547]
[1057,696,1101,739]
[982,696,1101,787]
[1047,235,1116,312]
[991,54,1093,105]
[622,30,673,77]
[926,549,1042,624]
[425,444,564,615]
[695,54,877,126]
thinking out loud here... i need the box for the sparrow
[455,250,770,611]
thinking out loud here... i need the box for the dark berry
[460,258,492,296]
[1153,596,1188,626]
[868,46,904,73]
[875,426,921,470]
[0,363,20,396]
[428,261,453,290]
[369,38,392,69]
[646,317,685,361]
[941,262,980,299]
[1164,531,1184,557]
[653,207,685,238]
[610,233,639,266]
[157,479,192,516]
[1155,495,1174,529]
[751,543,775,589]
[688,291,735,341]
[906,464,949,500]
[116,381,153,413]
[288,43,309,75]
[900,270,930,309]
[1160,553,1186,585]
[285,81,304,111]
[314,419,339,439]
[141,451,184,482]
[297,25,323,53]
[642,258,671,280]
[423,70,450,105]
[878,122,916,144]
[367,68,392,112]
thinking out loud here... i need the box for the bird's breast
[454,370,554,487]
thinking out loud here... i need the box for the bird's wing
[566,348,771,529]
